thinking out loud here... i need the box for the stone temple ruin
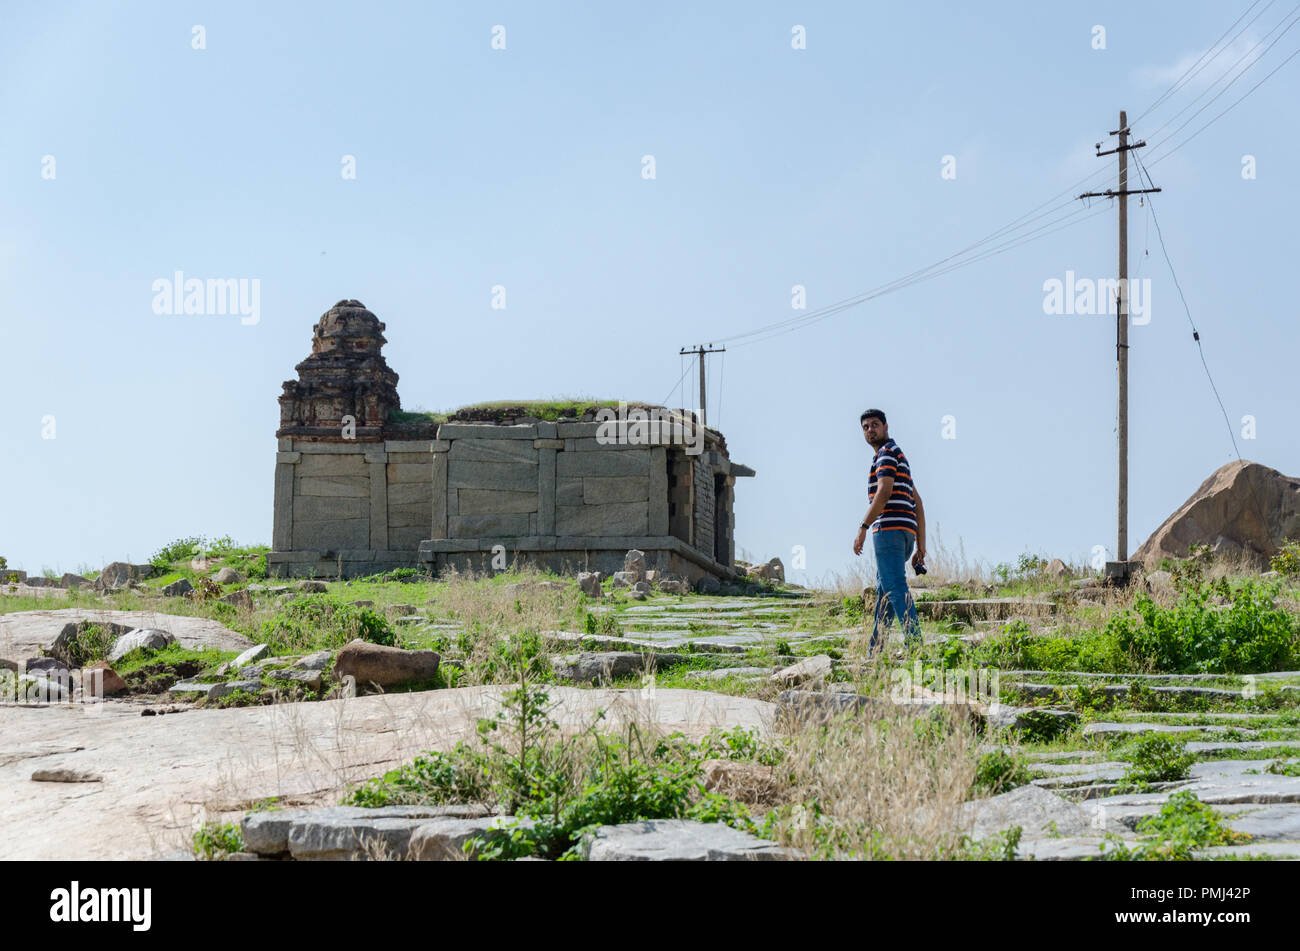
[270,300,755,582]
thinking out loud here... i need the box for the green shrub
[345,746,486,807]
[1106,791,1247,860]
[974,749,1031,793]
[1121,732,1195,785]
[63,623,116,667]
[192,822,244,860]
[1271,540,1300,577]
[1105,581,1298,673]
[260,595,395,653]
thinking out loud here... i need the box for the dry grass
[767,672,979,860]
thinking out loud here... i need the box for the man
[852,409,926,655]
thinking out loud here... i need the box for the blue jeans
[869,530,921,653]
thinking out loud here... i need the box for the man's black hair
[860,408,887,425]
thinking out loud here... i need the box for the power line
[1147,40,1300,169]
[656,1,1298,394]
[1132,152,1240,458]
[1130,0,1277,128]
[727,201,1110,349]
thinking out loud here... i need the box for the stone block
[277,437,294,451]
[431,453,448,539]
[533,438,564,449]
[388,527,427,551]
[408,817,535,861]
[276,451,302,464]
[583,476,650,504]
[384,440,434,453]
[579,819,794,861]
[458,489,539,515]
[649,447,669,535]
[293,518,369,551]
[387,452,431,466]
[538,447,556,535]
[367,457,388,551]
[449,514,530,537]
[294,496,367,521]
[447,490,459,515]
[273,462,295,551]
[536,421,557,438]
[297,453,367,478]
[447,438,540,465]
[297,476,370,498]
[555,502,648,536]
[388,483,433,505]
[388,502,431,528]
[448,461,538,492]
[429,440,451,452]
[438,424,537,439]
[556,422,601,437]
[387,463,430,483]
[291,442,374,454]
[556,452,649,478]
[556,478,584,505]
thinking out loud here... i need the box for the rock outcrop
[1134,460,1300,568]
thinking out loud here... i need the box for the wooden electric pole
[1079,110,1161,581]
[679,344,725,426]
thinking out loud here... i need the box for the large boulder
[213,567,245,585]
[161,578,194,598]
[96,563,156,590]
[577,572,602,598]
[81,662,128,697]
[49,620,135,665]
[333,639,439,688]
[106,628,176,663]
[623,550,646,583]
[60,573,90,589]
[551,651,687,683]
[1134,460,1300,568]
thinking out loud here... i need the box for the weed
[260,595,395,653]
[1271,540,1300,577]
[192,821,244,860]
[1104,791,1248,860]
[1121,733,1195,785]
[974,749,1031,794]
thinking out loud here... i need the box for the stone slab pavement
[0,686,773,860]
[0,609,254,662]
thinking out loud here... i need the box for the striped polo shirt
[868,438,917,535]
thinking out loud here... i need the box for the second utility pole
[680,344,725,427]
[1080,109,1161,581]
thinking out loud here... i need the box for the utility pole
[679,344,725,427]
[1079,109,1161,582]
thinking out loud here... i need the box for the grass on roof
[389,398,667,425]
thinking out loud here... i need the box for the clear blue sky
[2,1,1297,583]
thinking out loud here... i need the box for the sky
[2,0,1297,585]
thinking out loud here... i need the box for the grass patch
[260,595,395,654]
[192,821,244,860]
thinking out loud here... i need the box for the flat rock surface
[0,609,253,661]
[0,686,772,860]
[579,818,794,861]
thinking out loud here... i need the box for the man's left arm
[913,487,927,567]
